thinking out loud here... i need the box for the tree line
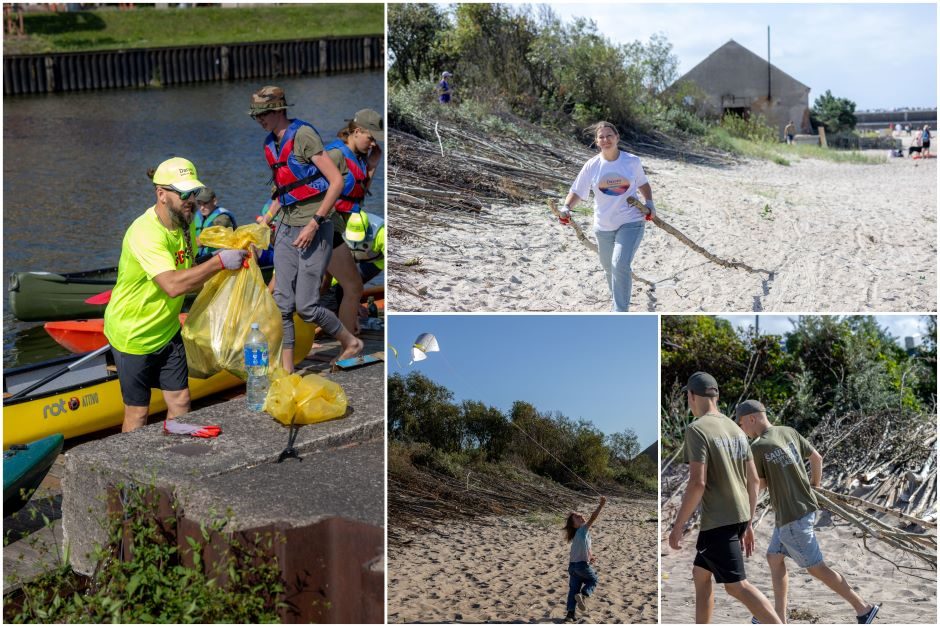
[661,316,937,452]
[388,372,656,492]
[389,3,860,144]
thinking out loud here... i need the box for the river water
[3,70,385,368]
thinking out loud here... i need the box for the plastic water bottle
[244,323,269,411]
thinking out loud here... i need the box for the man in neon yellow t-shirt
[104,157,248,432]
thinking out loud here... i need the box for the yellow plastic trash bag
[263,373,347,425]
[182,224,282,379]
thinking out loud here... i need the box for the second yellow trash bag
[182,223,282,379]
[264,373,348,425]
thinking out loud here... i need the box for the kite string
[506,418,603,498]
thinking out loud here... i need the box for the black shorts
[112,330,189,406]
[693,521,749,584]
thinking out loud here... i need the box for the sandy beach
[387,497,658,624]
[389,153,936,312]
[660,510,937,624]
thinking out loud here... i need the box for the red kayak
[45,315,187,354]
[45,287,384,353]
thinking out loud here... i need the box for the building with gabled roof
[676,39,811,137]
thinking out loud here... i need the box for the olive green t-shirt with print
[279,125,328,226]
[104,206,195,355]
[751,425,819,527]
[683,412,753,532]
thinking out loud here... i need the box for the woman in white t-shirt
[560,122,655,312]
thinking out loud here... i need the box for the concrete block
[61,362,385,586]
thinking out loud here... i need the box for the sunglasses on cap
[160,186,200,201]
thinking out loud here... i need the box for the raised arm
[669,461,706,550]
[586,495,607,528]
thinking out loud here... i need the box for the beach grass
[4,4,383,55]
[704,128,886,166]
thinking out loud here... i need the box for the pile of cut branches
[388,457,584,546]
[810,410,937,521]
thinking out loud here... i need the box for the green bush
[5,485,284,623]
[720,112,777,143]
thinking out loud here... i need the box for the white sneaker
[575,593,587,611]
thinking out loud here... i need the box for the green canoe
[3,433,64,514]
[9,263,275,322]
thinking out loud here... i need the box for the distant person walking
[438,71,453,104]
[668,373,781,624]
[921,125,931,156]
[250,85,363,370]
[560,121,654,312]
[735,400,881,624]
[784,121,795,145]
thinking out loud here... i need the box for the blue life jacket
[324,139,368,213]
[264,119,330,207]
[194,207,238,257]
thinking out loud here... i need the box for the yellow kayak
[3,318,315,449]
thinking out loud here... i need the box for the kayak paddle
[7,343,112,402]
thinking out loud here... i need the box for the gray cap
[349,108,384,140]
[735,399,766,421]
[194,187,215,203]
[681,371,719,397]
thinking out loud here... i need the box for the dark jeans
[566,561,598,612]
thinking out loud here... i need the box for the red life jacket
[324,139,368,213]
[263,119,330,207]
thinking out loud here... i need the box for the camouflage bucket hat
[248,85,292,116]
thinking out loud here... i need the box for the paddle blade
[84,289,112,305]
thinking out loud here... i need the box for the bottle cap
[251,323,260,329]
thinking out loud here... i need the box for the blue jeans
[566,561,598,612]
[767,510,825,568]
[595,221,645,312]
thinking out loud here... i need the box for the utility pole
[767,25,772,102]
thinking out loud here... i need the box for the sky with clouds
[551,2,937,111]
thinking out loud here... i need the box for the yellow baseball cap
[345,212,369,243]
[151,157,205,193]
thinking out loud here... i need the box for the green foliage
[719,112,777,143]
[388,3,451,85]
[661,316,937,456]
[811,89,858,134]
[5,485,284,623]
[6,5,383,55]
[387,375,656,493]
[388,2,686,139]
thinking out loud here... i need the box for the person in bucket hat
[104,157,248,432]
[250,85,363,370]
[668,372,782,623]
[735,401,881,624]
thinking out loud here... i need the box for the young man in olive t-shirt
[669,372,781,624]
[736,400,880,624]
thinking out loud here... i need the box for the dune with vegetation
[387,373,659,623]
[387,4,936,313]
